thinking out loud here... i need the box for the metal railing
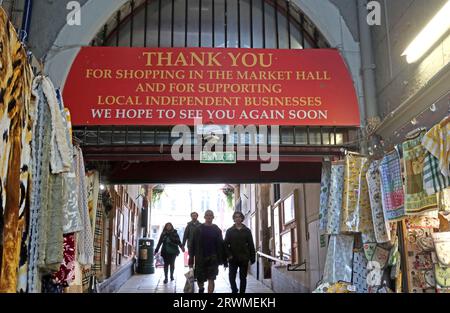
[256,250,307,280]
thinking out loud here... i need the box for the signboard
[200,151,236,164]
[63,47,360,126]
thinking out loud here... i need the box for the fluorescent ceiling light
[402,0,450,63]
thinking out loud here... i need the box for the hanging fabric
[326,161,344,235]
[319,162,331,231]
[86,170,100,234]
[379,148,406,221]
[352,251,369,293]
[402,130,438,215]
[366,160,391,243]
[74,146,94,266]
[423,152,450,195]
[93,192,105,280]
[357,157,375,235]
[421,116,450,178]
[322,234,354,284]
[341,154,369,233]
[0,7,34,293]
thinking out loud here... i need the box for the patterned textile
[405,211,440,229]
[53,233,76,286]
[75,146,94,266]
[379,149,406,221]
[438,188,450,212]
[421,117,450,177]
[0,7,34,293]
[65,261,83,293]
[326,161,345,235]
[86,170,100,234]
[92,194,104,279]
[357,158,374,235]
[28,77,49,293]
[57,92,82,234]
[30,77,65,275]
[406,226,436,293]
[352,251,368,293]
[423,152,450,195]
[431,232,450,266]
[323,234,354,283]
[366,160,390,243]
[402,131,438,215]
[319,162,331,231]
[341,154,368,233]
[43,80,72,174]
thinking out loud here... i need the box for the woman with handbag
[154,223,185,283]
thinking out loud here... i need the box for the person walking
[191,210,227,293]
[224,211,256,293]
[154,223,185,283]
[182,212,201,268]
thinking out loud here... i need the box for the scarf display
[402,131,438,215]
[74,146,94,266]
[93,193,105,279]
[379,149,406,221]
[319,162,331,231]
[0,8,34,293]
[326,161,344,235]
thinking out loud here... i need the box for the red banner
[63,47,360,126]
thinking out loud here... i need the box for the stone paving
[117,258,273,293]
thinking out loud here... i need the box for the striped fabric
[92,193,104,279]
[379,148,406,221]
[402,131,437,215]
[423,152,450,195]
[422,117,450,177]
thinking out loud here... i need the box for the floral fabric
[326,162,345,235]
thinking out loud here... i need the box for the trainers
[170,277,174,281]
[199,287,205,293]
[163,278,168,284]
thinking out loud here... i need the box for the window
[283,193,295,224]
[267,205,271,228]
[273,204,280,259]
[281,230,292,262]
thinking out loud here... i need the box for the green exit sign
[200,151,236,164]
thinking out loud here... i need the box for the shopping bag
[183,269,195,293]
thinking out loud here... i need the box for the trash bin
[137,238,155,274]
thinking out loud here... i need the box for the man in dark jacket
[191,210,228,293]
[224,211,256,293]
[182,212,201,267]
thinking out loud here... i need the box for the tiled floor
[117,257,273,293]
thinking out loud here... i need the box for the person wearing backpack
[154,223,185,283]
